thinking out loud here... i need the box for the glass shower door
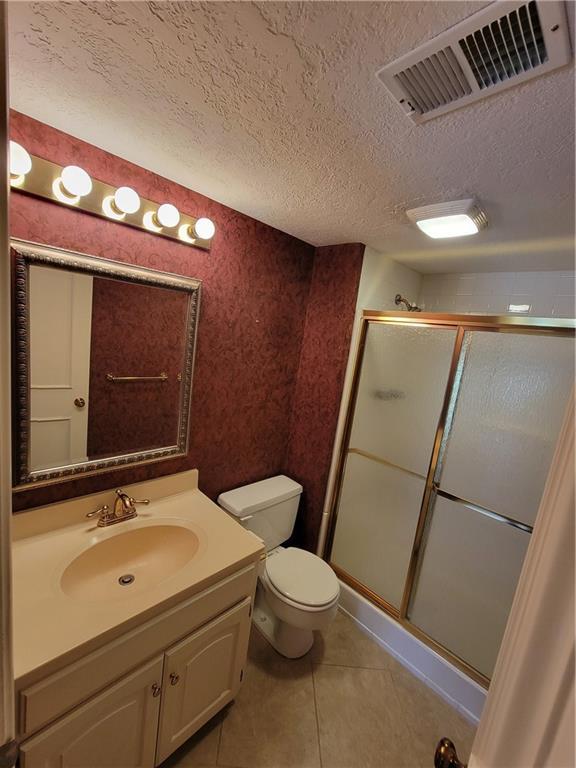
[330,322,458,610]
[407,331,575,678]
[328,312,574,685]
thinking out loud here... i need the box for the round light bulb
[102,195,125,220]
[193,217,216,240]
[9,141,32,177]
[114,186,140,214]
[143,211,163,232]
[52,179,80,205]
[178,223,195,244]
[156,203,180,228]
[61,165,92,197]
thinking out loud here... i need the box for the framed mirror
[11,239,201,488]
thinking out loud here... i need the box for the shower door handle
[434,738,466,768]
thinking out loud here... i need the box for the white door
[29,265,93,471]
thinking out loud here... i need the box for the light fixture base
[407,199,487,239]
[11,152,213,251]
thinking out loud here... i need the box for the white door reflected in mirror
[29,266,93,471]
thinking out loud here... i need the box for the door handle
[74,397,86,408]
[435,738,466,768]
[169,673,180,686]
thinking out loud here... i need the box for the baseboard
[338,580,486,724]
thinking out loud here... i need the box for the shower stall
[325,310,574,687]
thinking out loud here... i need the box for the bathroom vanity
[11,470,264,767]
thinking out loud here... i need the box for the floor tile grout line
[312,660,402,672]
[215,716,224,766]
[310,660,324,768]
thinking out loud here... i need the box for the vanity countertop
[11,470,264,682]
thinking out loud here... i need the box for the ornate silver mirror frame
[11,238,201,489]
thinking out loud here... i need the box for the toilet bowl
[256,546,339,657]
[217,476,339,658]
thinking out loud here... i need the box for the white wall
[0,4,15,760]
[357,246,422,312]
[418,271,575,317]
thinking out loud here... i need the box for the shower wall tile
[419,270,576,318]
[553,296,576,317]
[557,273,576,296]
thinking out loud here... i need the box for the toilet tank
[217,475,302,550]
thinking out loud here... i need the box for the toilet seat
[264,547,339,608]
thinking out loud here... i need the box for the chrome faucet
[86,489,150,527]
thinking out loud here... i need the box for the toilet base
[252,587,314,659]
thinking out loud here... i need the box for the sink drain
[118,574,135,586]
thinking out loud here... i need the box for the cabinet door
[20,657,163,768]
[156,598,252,765]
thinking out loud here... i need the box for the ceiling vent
[377,1,572,123]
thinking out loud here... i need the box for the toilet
[218,475,339,658]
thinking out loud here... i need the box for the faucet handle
[86,504,109,519]
[115,489,149,506]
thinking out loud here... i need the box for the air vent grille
[459,1,547,90]
[377,0,571,123]
[393,48,472,114]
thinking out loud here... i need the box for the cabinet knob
[151,683,162,697]
[169,673,180,686]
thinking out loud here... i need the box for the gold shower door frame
[324,310,575,688]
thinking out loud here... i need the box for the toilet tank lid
[217,475,302,517]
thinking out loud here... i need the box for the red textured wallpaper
[285,244,364,551]
[87,279,189,458]
[10,111,314,511]
[10,111,363,552]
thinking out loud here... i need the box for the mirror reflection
[29,266,189,471]
[12,240,201,486]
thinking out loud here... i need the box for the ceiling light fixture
[155,203,180,228]
[407,199,487,239]
[9,141,32,186]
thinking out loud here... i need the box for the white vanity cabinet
[156,598,251,763]
[17,565,257,768]
[19,658,163,768]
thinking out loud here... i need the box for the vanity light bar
[8,148,215,251]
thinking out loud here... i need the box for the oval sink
[60,525,200,600]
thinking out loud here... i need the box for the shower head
[395,294,422,312]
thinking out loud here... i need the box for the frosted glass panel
[441,332,574,525]
[331,452,424,608]
[349,324,457,476]
[409,495,529,678]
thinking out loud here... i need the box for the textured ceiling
[7,1,576,272]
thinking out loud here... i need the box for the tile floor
[161,609,476,768]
